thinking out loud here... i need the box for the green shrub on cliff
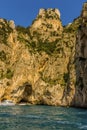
[63,73,69,83]
[6,69,14,79]
[0,19,13,44]
[36,40,57,55]
[16,26,29,34]
[0,51,6,61]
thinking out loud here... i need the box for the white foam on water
[0,100,15,106]
[79,125,87,129]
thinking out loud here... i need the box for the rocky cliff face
[73,2,87,108]
[0,5,87,107]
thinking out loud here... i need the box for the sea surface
[0,105,87,130]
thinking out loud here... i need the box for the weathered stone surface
[0,4,87,107]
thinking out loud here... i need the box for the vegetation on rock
[0,4,87,107]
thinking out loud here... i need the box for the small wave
[79,125,87,129]
[77,112,87,115]
[57,120,82,126]
[25,115,46,119]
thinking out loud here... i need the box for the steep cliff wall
[0,5,86,107]
[73,2,87,108]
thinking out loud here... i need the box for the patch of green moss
[0,19,13,45]
[16,26,29,34]
[40,72,58,85]
[0,70,4,79]
[0,51,6,61]
[64,17,82,34]
[63,73,69,83]
[36,40,57,55]
[0,68,14,79]
[43,77,58,85]
[6,69,14,79]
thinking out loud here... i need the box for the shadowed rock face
[0,4,87,107]
[69,2,87,108]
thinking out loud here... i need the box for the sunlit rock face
[81,2,87,22]
[0,4,87,108]
[39,8,61,18]
[29,8,63,43]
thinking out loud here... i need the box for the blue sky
[0,0,87,27]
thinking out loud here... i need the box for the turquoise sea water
[0,105,87,130]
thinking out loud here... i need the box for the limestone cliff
[0,5,86,107]
[74,2,87,107]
